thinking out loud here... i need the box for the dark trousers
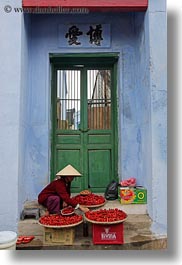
[43,195,62,214]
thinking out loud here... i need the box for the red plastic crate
[92,223,124,245]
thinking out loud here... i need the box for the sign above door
[58,24,111,48]
[22,0,148,12]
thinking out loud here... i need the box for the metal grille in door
[57,70,81,130]
[87,69,111,130]
[57,69,111,131]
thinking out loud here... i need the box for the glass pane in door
[57,70,81,130]
[87,70,111,130]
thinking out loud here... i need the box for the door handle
[79,128,89,133]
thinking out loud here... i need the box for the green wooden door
[51,54,118,192]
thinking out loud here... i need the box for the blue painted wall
[26,12,139,199]
[147,0,167,234]
[0,0,167,235]
[0,0,24,231]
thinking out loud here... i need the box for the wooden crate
[43,227,75,245]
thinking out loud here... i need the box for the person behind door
[38,164,89,215]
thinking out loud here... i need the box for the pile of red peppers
[85,208,127,223]
[61,206,75,215]
[39,214,83,226]
[73,193,105,206]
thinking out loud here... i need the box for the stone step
[101,200,147,214]
[19,198,148,244]
[17,199,164,251]
[18,214,151,237]
[18,199,148,238]
[18,219,44,236]
[22,198,147,216]
[17,213,167,250]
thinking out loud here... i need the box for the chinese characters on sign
[65,25,83,45]
[59,24,110,48]
[65,24,103,46]
[87,24,103,46]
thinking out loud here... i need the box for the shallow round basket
[84,215,128,225]
[38,219,83,229]
[83,201,106,208]
[60,208,75,216]
[79,191,92,196]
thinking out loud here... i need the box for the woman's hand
[79,205,89,213]
[63,201,68,208]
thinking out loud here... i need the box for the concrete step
[22,197,147,216]
[17,198,164,250]
[17,214,167,250]
[19,199,148,238]
[18,214,151,236]
[101,200,147,214]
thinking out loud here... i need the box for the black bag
[104,180,118,200]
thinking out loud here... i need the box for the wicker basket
[84,216,127,225]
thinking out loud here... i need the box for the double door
[51,55,118,192]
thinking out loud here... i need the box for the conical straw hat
[56,164,82,176]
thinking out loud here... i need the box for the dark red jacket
[38,178,78,207]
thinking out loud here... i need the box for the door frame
[50,53,119,190]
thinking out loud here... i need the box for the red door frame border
[22,0,148,11]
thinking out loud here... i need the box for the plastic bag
[104,180,118,200]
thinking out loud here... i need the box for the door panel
[56,149,81,170]
[56,134,81,144]
[88,150,111,189]
[87,134,111,144]
[56,149,82,189]
[51,56,118,193]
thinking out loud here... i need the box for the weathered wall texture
[25,12,149,198]
[147,0,167,234]
[0,0,22,231]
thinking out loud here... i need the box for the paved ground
[16,199,167,250]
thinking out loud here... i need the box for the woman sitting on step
[38,165,89,215]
